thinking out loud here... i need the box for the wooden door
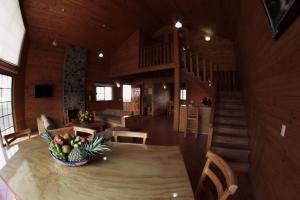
[131,86,141,115]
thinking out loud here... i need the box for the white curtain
[0,0,25,66]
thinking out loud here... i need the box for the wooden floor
[133,116,253,200]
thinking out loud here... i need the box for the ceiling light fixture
[174,21,182,29]
[52,39,57,47]
[98,52,104,58]
[204,36,211,41]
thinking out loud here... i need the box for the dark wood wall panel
[24,43,65,129]
[110,30,140,76]
[236,1,300,199]
[23,42,122,129]
[190,32,236,70]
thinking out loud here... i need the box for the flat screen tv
[35,85,53,98]
[262,0,300,38]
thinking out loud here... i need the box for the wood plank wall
[236,1,300,199]
[23,42,122,129]
[189,31,236,71]
[110,30,140,76]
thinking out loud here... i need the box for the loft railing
[139,42,173,67]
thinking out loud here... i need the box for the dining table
[0,137,194,200]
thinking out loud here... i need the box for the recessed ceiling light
[174,21,182,29]
[205,36,211,41]
[61,8,65,12]
[102,24,107,28]
[98,53,104,58]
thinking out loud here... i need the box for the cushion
[102,109,132,117]
[40,115,56,130]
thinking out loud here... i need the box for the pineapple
[68,136,110,162]
[68,147,89,162]
[41,130,53,144]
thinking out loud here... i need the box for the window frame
[0,73,15,137]
[95,86,113,102]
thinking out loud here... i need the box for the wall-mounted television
[262,0,300,38]
[35,85,53,98]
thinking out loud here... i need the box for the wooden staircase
[211,91,250,172]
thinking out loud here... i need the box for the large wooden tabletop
[0,137,194,200]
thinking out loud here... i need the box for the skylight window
[0,0,26,66]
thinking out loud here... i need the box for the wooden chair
[195,151,238,200]
[186,106,199,138]
[74,126,96,139]
[112,131,148,144]
[2,129,32,147]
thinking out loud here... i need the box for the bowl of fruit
[41,131,110,166]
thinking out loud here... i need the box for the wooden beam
[172,27,180,131]
[210,62,213,84]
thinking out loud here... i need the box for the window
[0,0,26,66]
[180,89,187,100]
[0,74,15,137]
[96,86,113,101]
[123,85,132,102]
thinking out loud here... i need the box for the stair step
[228,161,250,172]
[213,135,249,146]
[212,142,249,150]
[217,103,244,110]
[215,109,246,117]
[217,92,242,97]
[215,116,247,126]
[214,126,248,136]
[218,91,242,96]
[211,146,250,162]
[214,131,248,138]
[217,98,243,104]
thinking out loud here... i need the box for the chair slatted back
[196,151,238,200]
[74,126,96,139]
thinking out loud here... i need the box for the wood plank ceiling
[21,0,239,53]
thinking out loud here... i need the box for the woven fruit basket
[42,131,110,167]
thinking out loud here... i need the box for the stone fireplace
[63,45,87,124]
[67,109,79,122]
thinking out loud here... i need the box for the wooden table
[0,137,194,200]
